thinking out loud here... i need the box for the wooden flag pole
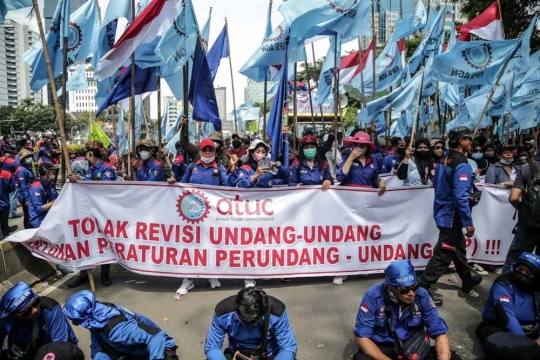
[430,82,440,140]
[304,60,316,130]
[140,95,150,135]
[128,0,137,180]
[225,18,238,134]
[293,63,298,149]
[357,37,367,107]
[371,0,376,102]
[157,77,162,148]
[410,66,426,148]
[311,43,325,125]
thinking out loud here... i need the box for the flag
[188,37,221,131]
[201,9,212,52]
[96,0,176,80]
[159,102,168,139]
[102,0,130,25]
[279,0,371,43]
[465,71,514,122]
[457,1,503,41]
[267,44,288,161]
[96,65,158,116]
[512,67,540,104]
[0,0,32,23]
[514,100,540,130]
[23,0,99,92]
[391,0,428,41]
[431,39,520,85]
[207,26,229,80]
[440,82,460,107]
[339,40,374,86]
[531,50,540,68]
[66,64,88,92]
[408,6,445,73]
[239,20,306,82]
[135,101,144,142]
[264,0,273,40]
[164,113,181,143]
[88,121,112,149]
[317,36,341,106]
[116,106,129,157]
[509,16,538,72]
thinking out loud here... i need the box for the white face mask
[24,157,33,165]
[139,150,151,160]
[201,155,215,164]
[354,146,367,155]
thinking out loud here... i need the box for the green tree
[457,0,539,51]
[0,106,16,135]
[405,34,423,60]
[12,100,57,133]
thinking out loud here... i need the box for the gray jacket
[485,161,518,184]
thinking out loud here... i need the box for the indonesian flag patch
[500,295,510,303]
[360,304,369,313]
[460,174,468,181]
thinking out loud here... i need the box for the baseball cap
[198,139,216,150]
[33,342,85,360]
[384,260,418,287]
[38,162,59,175]
[497,143,516,154]
[448,126,473,141]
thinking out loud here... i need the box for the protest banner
[7,182,514,278]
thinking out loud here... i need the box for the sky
[6,0,361,118]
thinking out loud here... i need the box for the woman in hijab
[483,144,498,165]
[431,138,446,163]
[397,138,435,186]
[470,142,491,176]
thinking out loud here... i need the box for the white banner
[7,182,515,278]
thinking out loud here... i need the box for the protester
[36,141,53,164]
[485,144,518,187]
[515,146,530,166]
[483,144,498,165]
[63,290,178,360]
[470,142,490,176]
[382,138,407,173]
[171,141,187,182]
[0,136,10,156]
[204,286,297,360]
[50,139,60,165]
[397,138,435,186]
[70,148,89,177]
[476,252,540,360]
[131,139,166,181]
[1,145,20,219]
[33,342,85,360]
[289,135,333,189]
[419,126,482,306]
[0,282,78,360]
[28,163,59,229]
[353,260,462,360]
[15,149,35,229]
[0,161,16,239]
[431,138,446,163]
[227,139,246,159]
[208,131,230,168]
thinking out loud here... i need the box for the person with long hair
[397,138,436,186]
[289,135,333,190]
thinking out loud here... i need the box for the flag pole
[311,43,325,125]
[357,37,367,107]
[332,33,341,167]
[497,0,505,38]
[111,103,119,166]
[304,60,316,130]
[140,95,150,135]
[225,18,238,134]
[263,77,268,140]
[371,0,377,102]
[157,77,162,148]
[430,82,440,140]
[61,39,68,185]
[293,62,298,148]
[410,66,425,148]
[129,0,136,179]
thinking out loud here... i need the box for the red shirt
[227,148,246,158]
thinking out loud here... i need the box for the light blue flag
[93,19,120,107]
[66,64,88,91]
[23,0,99,93]
[264,0,273,40]
[117,106,129,157]
[531,50,540,68]
[233,100,260,134]
[0,0,33,23]
[317,36,341,105]
[509,16,538,73]
[165,112,181,143]
[431,39,520,86]
[409,6,445,74]
[512,67,540,104]
[465,71,514,121]
[279,0,371,43]
[201,9,212,52]
[160,103,168,139]
[440,82,460,107]
[513,100,540,130]
[240,20,307,82]
[102,0,130,25]
[135,101,144,142]
[391,0,427,41]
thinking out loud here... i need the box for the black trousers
[0,208,9,239]
[99,341,178,360]
[476,321,540,360]
[502,224,540,274]
[353,344,462,360]
[419,227,472,288]
[22,203,31,230]
[79,264,111,278]
[223,349,277,360]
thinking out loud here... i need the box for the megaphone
[339,94,349,108]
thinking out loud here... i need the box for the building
[67,64,98,114]
[0,20,42,107]
[214,86,226,120]
[432,0,466,31]
[162,96,182,135]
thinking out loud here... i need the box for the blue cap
[384,260,417,287]
[0,282,38,318]
[516,252,540,278]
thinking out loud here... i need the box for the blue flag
[513,100,540,130]
[512,67,540,104]
[317,36,341,105]
[102,0,130,25]
[391,0,427,41]
[188,37,221,131]
[440,82,460,107]
[201,9,212,52]
[266,45,288,161]
[23,0,100,92]
[510,16,538,72]
[233,100,261,133]
[264,0,273,40]
[66,64,88,92]
[116,106,129,157]
[207,26,229,80]
[408,6,445,74]
[465,71,514,121]
[96,65,158,116]
[432,39,520,85]
[164,112,181,143]
[531,50,540,68]
[0,0,32,23]
[279,0,371,43]
[135,101,144,142]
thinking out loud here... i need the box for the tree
[457,0,539,52]
[0,106,16,135]
[405,34,423,60]
[11,100,57,133]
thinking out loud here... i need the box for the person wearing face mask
[208,132,231,168]
[14,150,35,230]
[476,252,540,360]
[172,141,187,182]
[0,282,78,360]
[382,139,407,174]
[431,139,446,163]
[483,144,498,165]
[131,139,165,182]
[28,162,58,229]
[485,144,518,188]
[176,139,235,296]
[0,157,16,239]
[289,135,333,189]
[397,138,435,186]
[469,142,490,176]
[515,146,530,166]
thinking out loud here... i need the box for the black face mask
[396,148,406,156]
[415,150,430,160]
[512,270,537,293]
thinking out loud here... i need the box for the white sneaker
[209,278,221,289]
[176,278,194,295]
[492,265,503,275]
[333,276,347,285]
[472,263,489,276]
[244,279,256,288]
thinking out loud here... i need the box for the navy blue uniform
[83,159,116,181]
[137,157,165,182]
[230,164,288,188]
[28,178,58,228]
[180,160,230,186]
[0,170,14,211]
[205,295,297,360]
[172,154,187,182]
[288,160,333,186]
[382,153,403,174]
[336,156,380,188]
[15,166,34,205]
[37,147,52,163]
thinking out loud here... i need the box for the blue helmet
[384,260,417,287]
[0,282,38,319]
[516,252,540,280]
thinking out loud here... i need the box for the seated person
[204,286,297,360]
[353,260,461,360]
[476,252,540,360]
[33,342,84,360]
[0,283,78,360]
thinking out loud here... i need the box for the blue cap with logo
[0,282,38,318]
[384,260,417,287]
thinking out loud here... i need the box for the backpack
[518,161,540,228]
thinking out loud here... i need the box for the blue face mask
[472,153,483,160]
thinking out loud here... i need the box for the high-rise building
[432,0,466,31]
[67,64,98,114]
[162,96,182,135]
[214,87,226,120]
[0,20,42,107]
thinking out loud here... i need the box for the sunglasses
[472,149,483,153]
[16,298,39,318]
[396,283,420,294]
[434,146,444,150]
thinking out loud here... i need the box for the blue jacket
[336,156,380,188]
[205,295,297,360]
[354,283,448,344]
[0,297,77,354]
[482,275,539,336]
[382,153,404,174]
[37,147,52,163]
[230,164,288,188]
[137,157,165,182]
[29,178,58,228]
[0,156,16,174]
[83,159,116,181]
[181,160,230,186]
[288,159,333,186]
[433,150,474,228]
[0,170,15,211]
[172,154,187,182]
[373,152,384,173]
[15,166,35,205]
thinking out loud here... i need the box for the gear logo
[462,44,493,70]
[490,84,507,106]
[173,11,186,36]
[264,25,285,43]
[376,54,394,69]
[67,22,83,51]
[327,0,358,13]
[176,190,210,224]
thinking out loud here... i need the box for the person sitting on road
[204,286,297,360]
[476,252,540,360]
[32,342,85,360]
[353,260,462,360]
[63,290,178,360]
[0,282,78,360]
[397,138,435,186]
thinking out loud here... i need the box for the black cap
[497,143,516,154]
[33,342,85,360]
[4,145,17,154]
[38,162,59,175]
[448,126,473,141]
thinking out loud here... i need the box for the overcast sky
[6,0,360,118]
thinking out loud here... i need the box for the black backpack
[519,161,540,228]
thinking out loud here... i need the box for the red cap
[198,139,216,150]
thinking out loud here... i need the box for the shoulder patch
[215,295,237,317]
